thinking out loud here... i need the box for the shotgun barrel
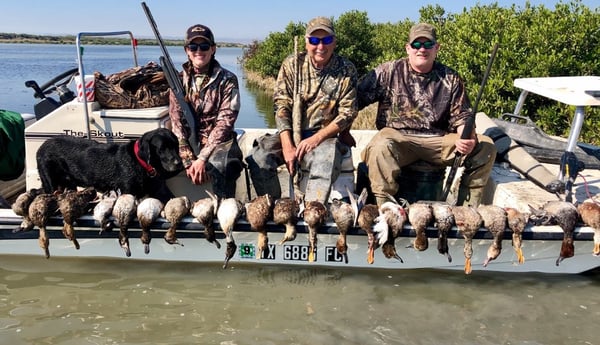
[141,2,200,155]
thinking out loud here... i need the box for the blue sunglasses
[307,35,335,46]
[187,42,212,52]
[410,40,436,50]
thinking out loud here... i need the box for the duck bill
[367,246,375,264]
[515,247,525,264]
[464,258,472,275]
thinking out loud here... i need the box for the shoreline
[0,33,245,47]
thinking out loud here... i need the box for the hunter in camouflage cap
[306,16,335,36]
[408,22,437,43]
[185,24,215,45]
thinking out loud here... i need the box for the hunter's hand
[455,137,477,155]
[186,158,211,185]
[282,145,297,175]
[296,134,322,161]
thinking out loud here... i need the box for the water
[2,44,600,344]
[0,43,275,128]
[0,256,598,345]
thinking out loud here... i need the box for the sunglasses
[307,35,335,46]
[410,40,436,50]
[187,42,212,52]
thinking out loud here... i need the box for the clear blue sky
[2,0,599,43]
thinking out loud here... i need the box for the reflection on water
[244,82,276,129]
[0,255,598,345]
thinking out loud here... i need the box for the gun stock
[141,2,200,155]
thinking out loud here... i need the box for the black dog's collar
[134,140,158,177]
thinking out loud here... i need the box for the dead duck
[302,199,328,263]
[358,202,380,265]
[190,190,220,249]
[273,196,300,245]
[12,188,43,233]
[56,187,97,250]
[577,201,600,256]
[245,194,274,259]
[374,200,407,262]
[28,193,59,258]
[477,204,507,267]
[451,205,483,274]
[136,197,164,254]
[431,201,454,262]
[93,190,118,234]
[530,200,579,266]
[329,189,359,264]
[112,193,138,257]
[217,197,244,269]
[162,196,191,246]
[408,202,433,251]
[504,207,528,264]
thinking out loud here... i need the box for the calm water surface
[0,43,275,128]
[1,43,600,345]
[0,256,598,345]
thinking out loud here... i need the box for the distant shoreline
[0,32,246,47]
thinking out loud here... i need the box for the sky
[2,0,599,43]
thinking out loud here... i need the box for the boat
[1,30,599,274]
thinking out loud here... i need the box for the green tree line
[241,0,600,145]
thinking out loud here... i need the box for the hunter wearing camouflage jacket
[358,57,496,207]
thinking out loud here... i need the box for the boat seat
[356,160,446,204]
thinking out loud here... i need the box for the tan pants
[361,127,497,206]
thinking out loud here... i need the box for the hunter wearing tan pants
[357,23,497,207]
[362,128,496,206]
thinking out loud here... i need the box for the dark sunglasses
[187,42,212,52]
[307,35,335,46]
[410,40,436,50]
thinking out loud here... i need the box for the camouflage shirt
[169,59,241,166]
[274,51,358,134]
[357,58,472,135]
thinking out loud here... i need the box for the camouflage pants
[246,133,346,204]
[361,127,496,207]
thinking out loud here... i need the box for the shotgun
[289,35,303,199]
[441,42,499,203]
[141,2,200,156]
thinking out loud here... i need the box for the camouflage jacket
[274,51,358,134]
[357,58,472,135]
[169,59,241,166]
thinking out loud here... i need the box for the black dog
[36,128,183,202]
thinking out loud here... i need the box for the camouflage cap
[306,16,335,36]
[185,24,215,45]
[408,23,437,43]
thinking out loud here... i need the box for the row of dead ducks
[11,187,600,273]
